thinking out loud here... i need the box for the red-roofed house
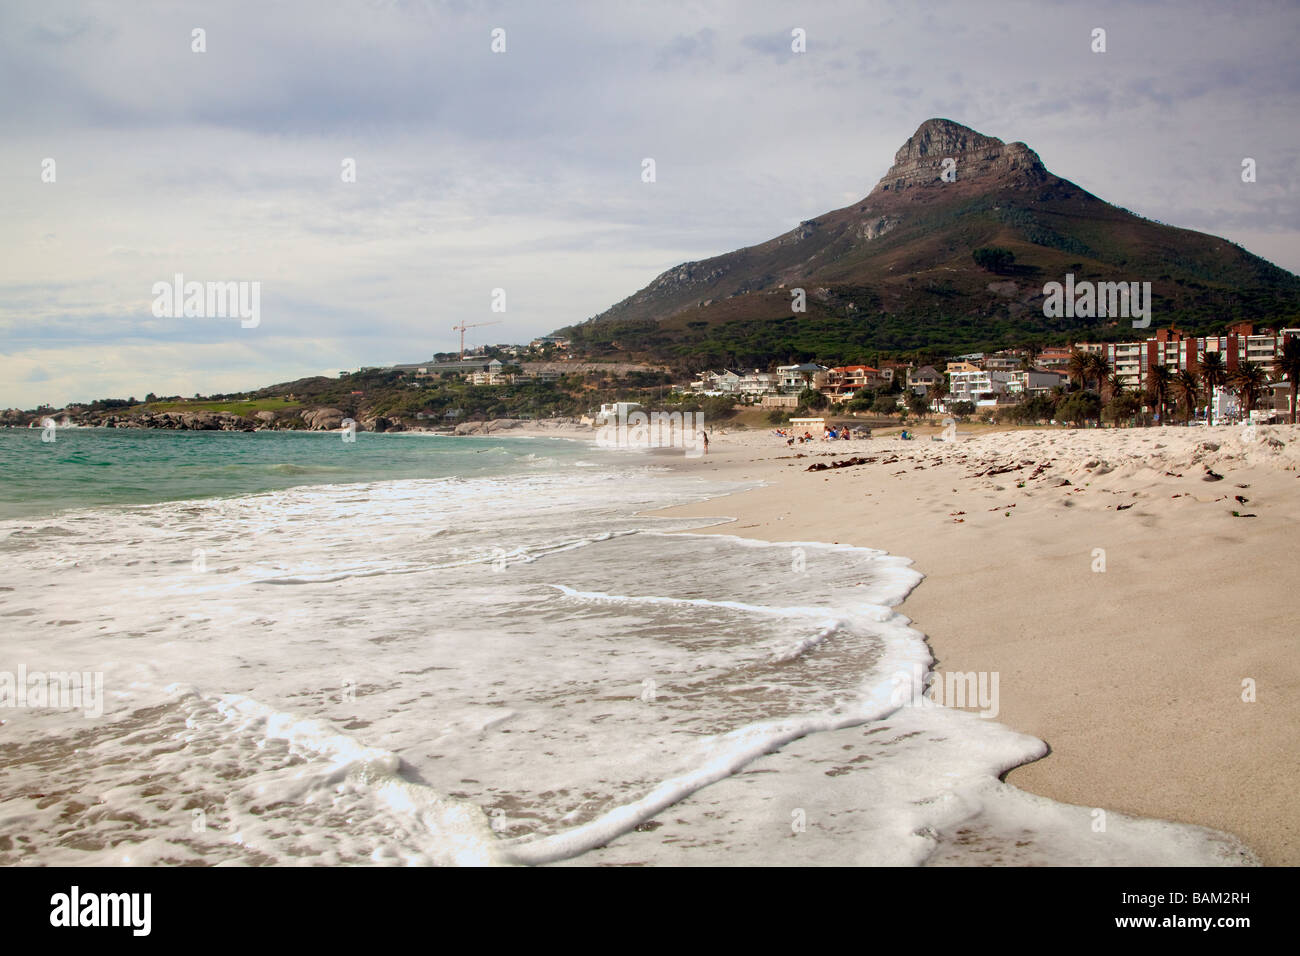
[824,365,882,399]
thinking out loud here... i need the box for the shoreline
[645,422,1299,865]
[7,422,1291,863]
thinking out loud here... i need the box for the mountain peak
[572,117,1299,348]
[873,118,1047,194]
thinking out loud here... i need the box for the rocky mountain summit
[873,117,1048,193]
[566,118,1300,362]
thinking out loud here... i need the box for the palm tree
[927,378,948,415]
[1088,353,1113,396]
[1230,361,1269,417]
[1146,364,1173,424]
[1106,372,1126,395]
[1275,337,1300,424]
[1173,369,1201,422]
[1067,349,1091,391]
[1101,373,1129,426]
[1199,351,1227,397]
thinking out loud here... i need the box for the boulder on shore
[302,407,346,430]
[452,419,527,436]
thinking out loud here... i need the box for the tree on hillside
[972,247,1016,273]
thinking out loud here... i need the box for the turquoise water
[0,427,595,520]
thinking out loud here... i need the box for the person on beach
[701,431,709,454]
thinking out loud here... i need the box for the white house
[1006,369,1067,397]
[598,401,642,420]
[776,363,829,393]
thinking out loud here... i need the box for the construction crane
[451,320,502,360]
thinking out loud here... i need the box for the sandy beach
[612,421,1300,865]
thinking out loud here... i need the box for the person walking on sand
[701,430,709,454]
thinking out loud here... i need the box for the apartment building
[1079,324,1300,391]
[949,368,1013,404]
[1007,369,1068,396]
[1037,347,1073,372]
[822,365,882,399]
[738,370,781,397]
[984,352,1025,372]
[777,363,830,393]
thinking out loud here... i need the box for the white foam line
[546,583,893,621]
[769,621,841,662]
[501,635,927,866]
[649,530,893,559]
[254,531,646,585]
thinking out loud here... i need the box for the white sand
[649,422,1300,865]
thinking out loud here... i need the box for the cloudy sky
[3,0,1297,408]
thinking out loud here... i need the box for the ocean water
[0,426,598,521]
[0,429,1255,865]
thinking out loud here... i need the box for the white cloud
[1,0,1297,407]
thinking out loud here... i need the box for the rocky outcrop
[97,411,255,431]
[301,407,345,430]
[452,419,526,436]
[361,416,403,433]
[856,215,901,240]
[646,261,730,294]
[778,219,821,244]
[872,117,1047,194]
